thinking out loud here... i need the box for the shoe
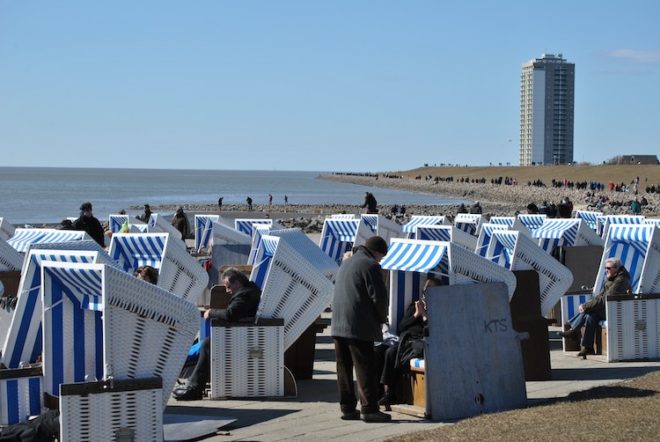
[577,346,595,359]
[173,386,204,401]
[361,411,392,423]
[340,410,360,420]
[378,392,395,411]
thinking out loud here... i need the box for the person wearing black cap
[138,204,152,222]
[331,235,391,423]
[72,202,105,246]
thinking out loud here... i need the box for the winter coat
[583,267,632,314]
[73,214,105,247]
[209,281,261,322]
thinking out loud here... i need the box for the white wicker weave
[0,237,22,271]
[354,214,401,248]
[606,294,660,362]
[59,377,163,442]
[0,366,43,426]
[265,228,338,281]
[0,217,16,242]
[41,262,199,410]
[254,235,334,350]
[210,319,284,398]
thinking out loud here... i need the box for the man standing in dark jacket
[171,206,189,241]
[331,235,391,422]
[73,201,105,247]
[561,258,632,357]
[174,268,261,400]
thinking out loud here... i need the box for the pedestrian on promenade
[246,196,253,211]
[218,197,223,210]
[331,235,391,423]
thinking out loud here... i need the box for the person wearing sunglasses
[561,258,631,358]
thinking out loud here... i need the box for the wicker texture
[265,228,338,281]
[59,381,163,442]
[0,370,43,426]
[255,236,334,350]
[487,231,573,316]
[210,323,284,398]
[0,217,16,242]
[606,296,660,362]
[0,237,22,271]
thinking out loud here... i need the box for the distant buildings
[519,53,575,166]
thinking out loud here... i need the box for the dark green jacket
[584,267,632,314]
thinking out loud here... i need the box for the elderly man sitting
[561,258,632,358]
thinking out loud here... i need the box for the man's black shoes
[172,386,204,401]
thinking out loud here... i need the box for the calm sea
[0,167,468,224]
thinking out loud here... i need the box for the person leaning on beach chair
[173,267,261,401]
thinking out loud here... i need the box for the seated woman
[561,258,631,358]
[377,275,441,408]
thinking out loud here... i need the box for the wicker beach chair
[0,217,16,242]
[596,215,645,239]
[330,214,357,219]
[319,218,360,265]
[414,225,477,251]
[573,210,602,232]
[0,237,22,272]
[475,223,510,257]
[645,218,660,228]
[109,233,209,302]
[485,230,573,317]
[146,213,185,242]
[263,228,338,281]
[532,218,604,254]
[7,229,92,254]
[234,219,275,237]
[513,214,546,236]
[194,214,220,253]
[454,214,483,237]
[381,238,517,333]
[402,215,448,239]
[40,262,198,408]
[489,216,516,227]
[210,222,252,269]
[353,214,402,249]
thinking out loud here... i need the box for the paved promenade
[165,326,660,441]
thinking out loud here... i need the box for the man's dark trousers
[334,337,379,414]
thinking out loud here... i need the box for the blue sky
[1,1,659,172]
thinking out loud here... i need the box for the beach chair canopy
[7,229,91,254]
[354,214,402,249]
[40,262,198,409]
[330,214,357,219]
[513,214,546,235]
[319,218,360,264]
[234,219,274,237]
[265,228,339,281]
[475,223,510,257]
[109,233,208,302]
[645,219,660,228]
[597,215,645,239]
[573,210,602,232]
[251,235,334,350]
[402,215,448,234]
[209,221,252,271]
[532,218,603,253]
[248,224,276,265]
[0,217,16,242]
[414,225,477,252]
[489,216,515,227]
[594,224,660,294]
[454,214,483,236]
[1,249,113,368]
[194,214,220,252]
[380,239,517,333]
[0,237,23,271]
[485,230,573,316]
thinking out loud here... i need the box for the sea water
[0,167,468,224]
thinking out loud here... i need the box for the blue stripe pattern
[251,236,279,288]
[488,232,517,269]
[475,224,508,257]
[402,216,446,233]
[109,215,129,233]
[600,225,653,292]
[489,217,515,226]
[320,219,360,264]
[416,226,451,242]
[380,241,447,273]
[533,219,580,252]
[234,219,272,237]
[110,234,166,272]
[517,214,546,233]
[194,215,220,251]
[574,210,602,231]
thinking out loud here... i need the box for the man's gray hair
[221,267,249,286]
[605,257,622,270]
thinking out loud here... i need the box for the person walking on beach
[218,197,223,210]
[284,195,288,205]
[332,236,391,423]
[268,193,273,206]
[361,192,378,214]
[246,196,253,211]
[171,206,189,241]
[73,201,105,246]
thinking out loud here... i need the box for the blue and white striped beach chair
[194,214,220,253]
[234,219,274,237]
[380,238,516,334]
[645,218,660,228]
[415,225,477,252]
[1,249,114,369]
[40,262,198,408]
[251,235,334,350]
[109,233,209,302]
[513,214,546,236]
[402,215,448,238]
[475,223,510,257]
[319,218,361,265]
[532,218,603,254]
[597,215,645,239]
[0,237,22,271]
[454,214,483,237]
[486,230,573,316]
[248,225,276,265]
[354,214,402,249]
[109,214,128,234]
[574,210,602,232]
[0,217,16,242]
[489,216,515,227]
[0,366,42,426]
[210,222,252,270]
[7,229,91,254]
[330,214,357,220]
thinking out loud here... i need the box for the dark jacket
[331,246,388,342]
[361,193,378,214]
[209,281,261,322]
[584,267,632,314]
[171,213,189,240]
[73,214,105,247]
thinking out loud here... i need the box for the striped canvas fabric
[109,214,129,233]
[402,215,447,234]
[234,219,273,237]
[475,223,509,257]
[574,210,602,231]
[330,214,357,219]
[415,225,477,252]
[1,250,102,368]
[250,236,280,288]
[248,225,273,265]
[597,215,645,239]
[533,219,580,253]
[319,219,360,264]
[353,215,402,249]
[0,371,43,425]
[194,215,220,252]
[109,233,167,272]
[514,214,546,235]
[489,217,515,227]
[454,214,482,236]
[7,229,91,253]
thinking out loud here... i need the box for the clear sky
[1,1,659,172]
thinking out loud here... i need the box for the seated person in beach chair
[560,258,631,358]
[173,267,261,401]
[376,275,441,408]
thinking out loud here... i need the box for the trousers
[333,337,379,414]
